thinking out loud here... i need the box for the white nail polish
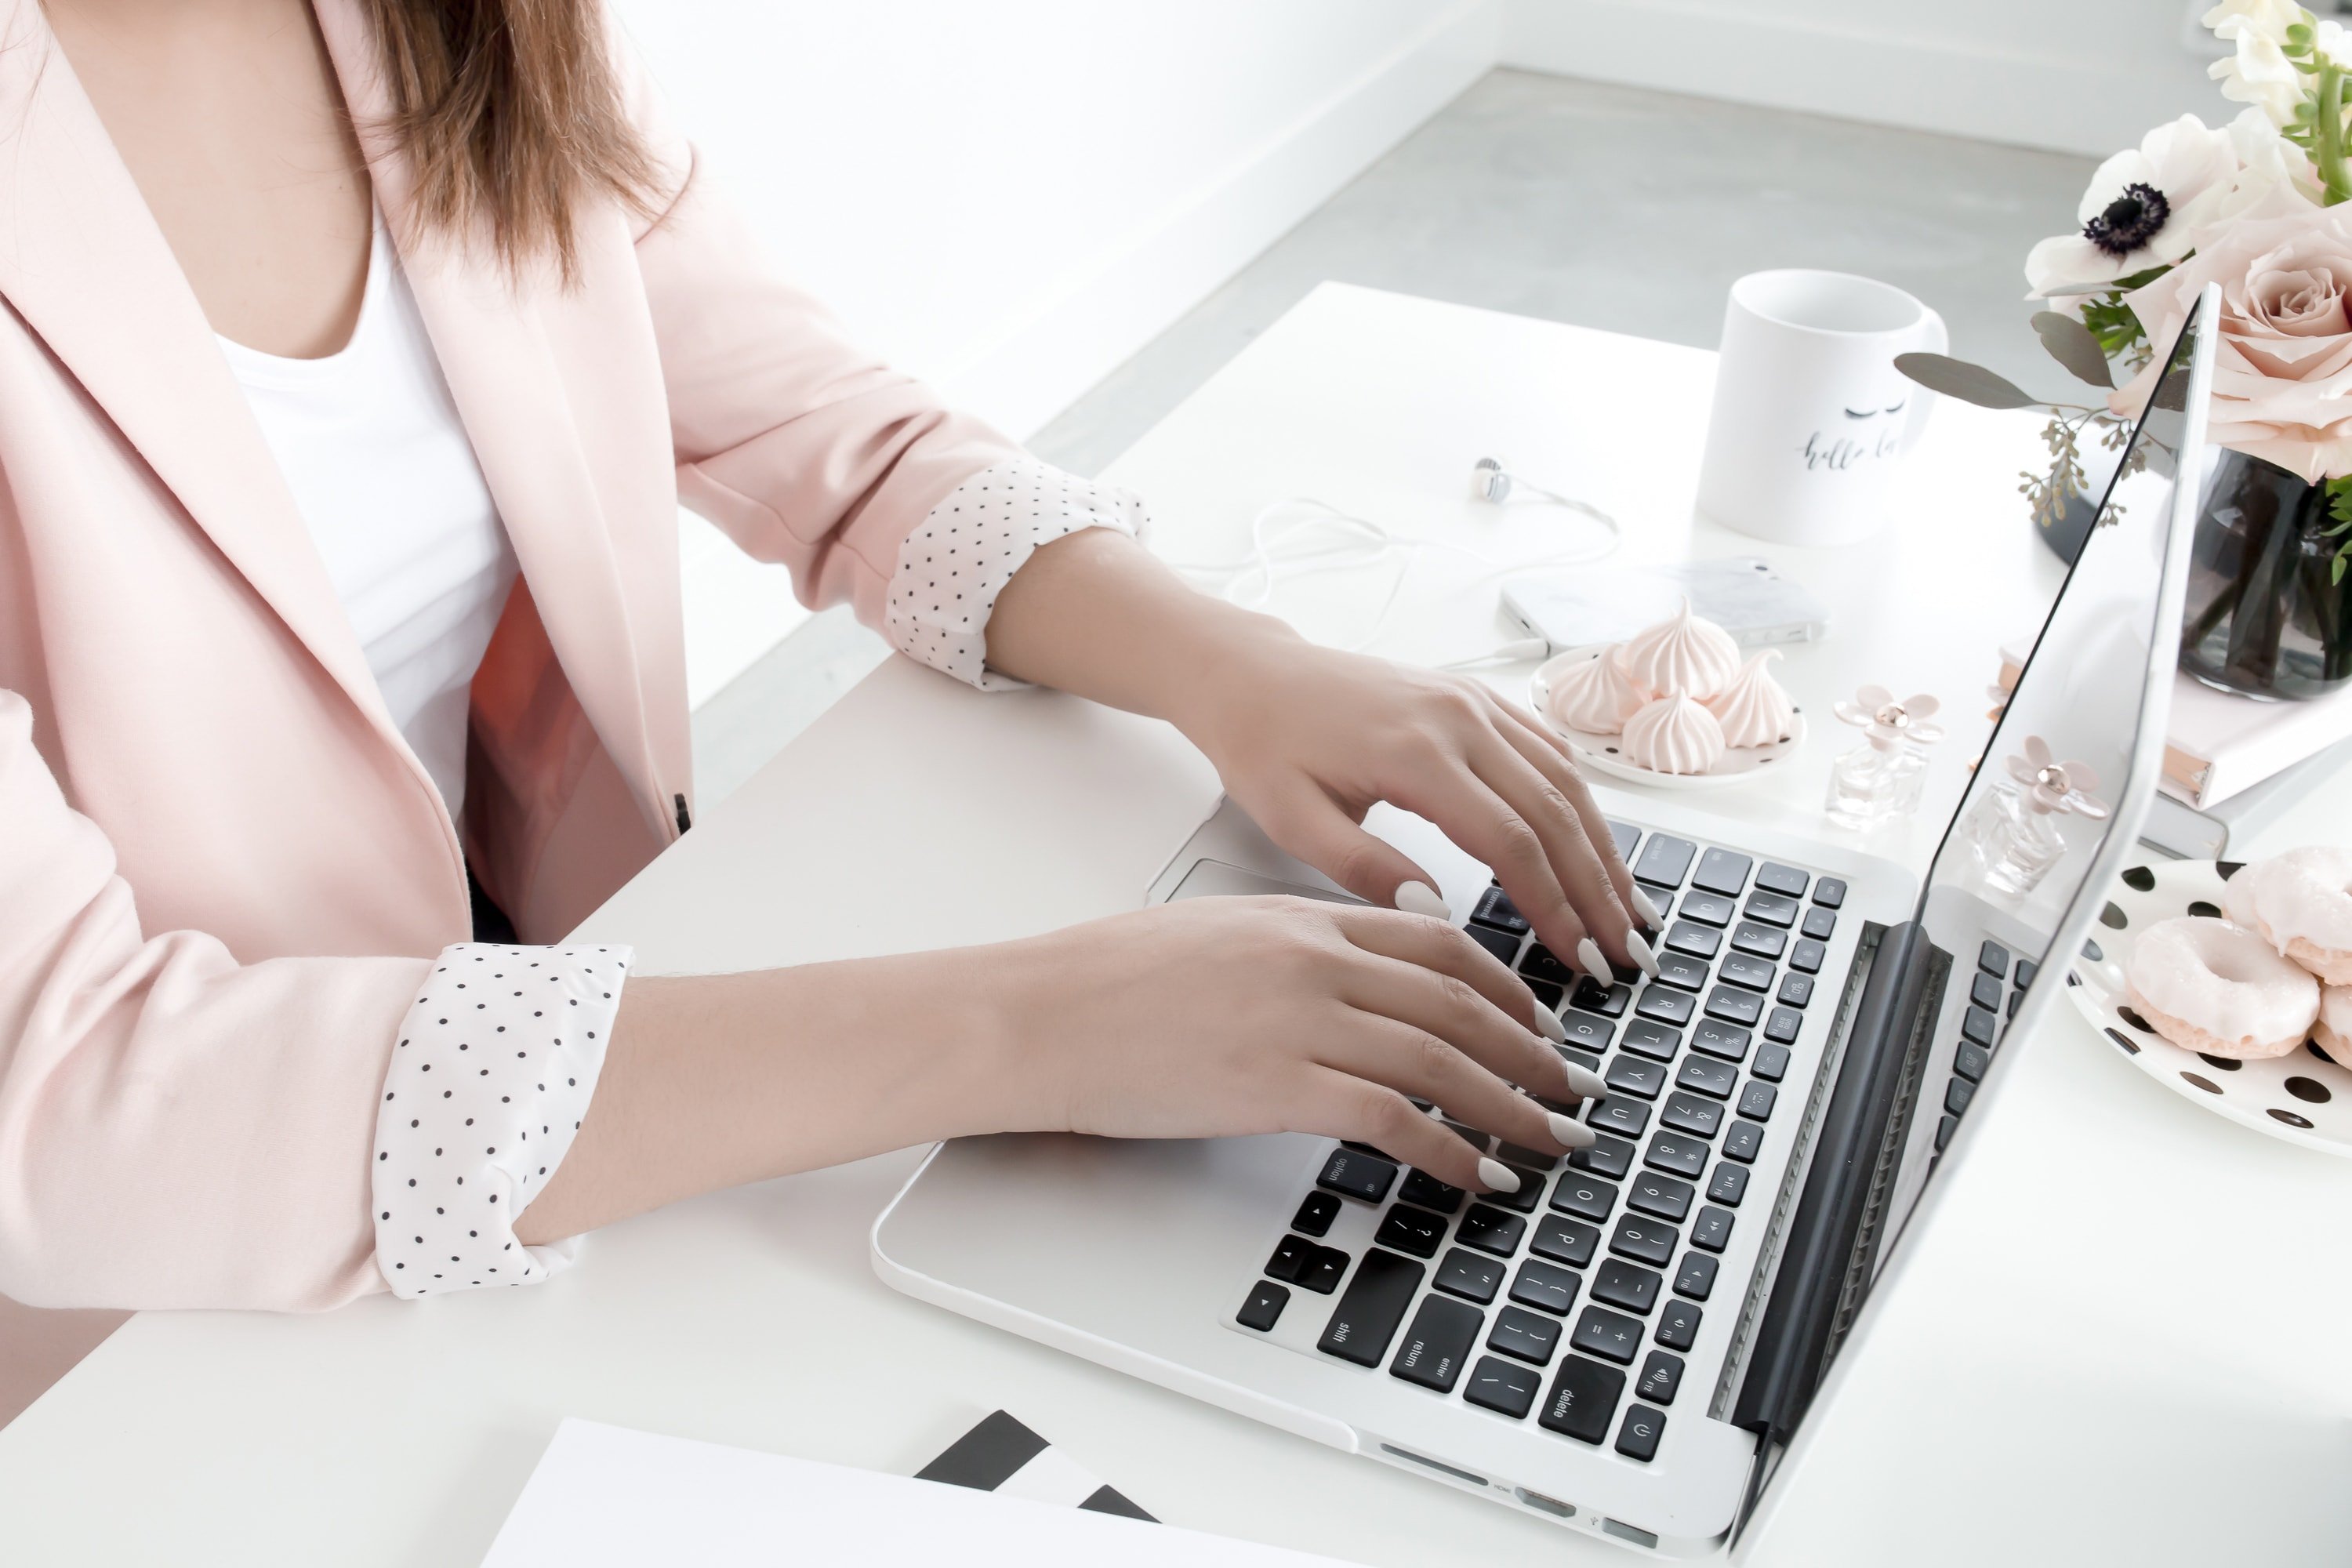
[1548,1111,1599,1149]
[1562,1062,1610,1101]
[1626,928,1661,978]
[1576,937,1616,988]
[1476,1157,1522,1193]
[1630,885,1664,928]
[1395,880,1450,920]
[1533,1003,1569,1044]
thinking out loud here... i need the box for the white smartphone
[1501,557,1829,652]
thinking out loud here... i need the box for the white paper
[481,1418,1363,1568]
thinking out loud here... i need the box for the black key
[1762,1006,1802,1044]
[1637,1349,1685,1406]
[1680,888,1738,927]
[1722,1120,1765,1163]
[1239,1280,1289,1331]
[1812,877,1847,909]
[1525,978,1563,1012]
[1521,943,1576,989]
[1488,1305,1563,1367]
[1692,848,1753,898]
[1704,985,1763,1027]
[2009,989,2024,1018]
[1708,1162,1749,1207]
[1962,1005,1997,1048]
[1604,1053,1667,1100]
[1626,1169,1695,1221]
[1800,906,1838,942]
[1485,1168,1544,1214]
[1635,884,1675,924]
[1673,1251,1719,1301]
[1691,1207,1734,1253]
[1790,938,1827,974]
[1497,1142,1558,1172]
[1616,1404,1667,1463]
[1472,885,1529,935]
[1752,1044,1791,1083]
[1635,985,1696,1026]
[1587,1097,1649,1141]
[1644,1132,1708,1178]
[1632,834,1697,888]
[1969,971,2003,1013]
[1556,1010,1616,1052]
[1675,1054,1738,1099]
[1946,1076,1976,1116]
[1619,1019,1683,1062]
[1610,1215,1678,1267]
[1654,950,1711,993]
[1530,1213,1602,1269]
[1298,1246,1350,1294]
[1691,1020,1751,1062]
[1655,1298,1702,1351]
[1390,1294,1483,1392]
[1549,1174,1617,1224]
[1744,890,1800,928]
[1755,862,1809,898]
[1720,952,1775,993]
[1955,1040,1991,1083]
[1570,1133,1635,1180]
[1440,1120,1493,1154]
[1570,1307,1646,1366]
[1739,1080,1778,1122]
[1464,1355,1543,1418]
[1376,1205,1448,1259]
[1399,1170,1465,1214]
[1319,1147,1399,1204]
[1659,1090,1723,1140]
[1730,920,1787,959]
[2014,958,2039,989]
[1559,1046,1600,1076]
[1778,973,1815,1009]
[1316,1250,1425,1366]
[1592,1258,1662,1314]
[1267,1234,1315,1283]
[1935,1113,1958,1152]
[1457,1204,1527,1257]
[1435,1247,1504,1304]
[1508,1258,1584,1316]
[1606,820,1642,859]
[1468,924,1519,965]
[1540,1355,1628,1442]
[1663,920,1722,960]
[1572,976,1632,1018]
[1978,939,2011,977]
[1291,1191,1341,1236]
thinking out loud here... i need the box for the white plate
[1529,644,1806,792]
[2064,857,2352,1157]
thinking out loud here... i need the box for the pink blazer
[0,0,1017,1310]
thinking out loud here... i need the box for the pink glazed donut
[2317,985,2352,1070]
[2228,848,2352,985]
[2124,916,2319,1060]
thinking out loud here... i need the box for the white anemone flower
[2025,115,2243,296]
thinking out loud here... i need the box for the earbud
[1471,456,1514,503]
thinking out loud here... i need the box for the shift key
[1317,1249,1426,1367]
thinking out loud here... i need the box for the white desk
[5,286,2348,1564]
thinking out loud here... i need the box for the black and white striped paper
[916,1410,1155,1522]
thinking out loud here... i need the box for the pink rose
[2114,187,2352,480]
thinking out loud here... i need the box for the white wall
[610,0,1501,706]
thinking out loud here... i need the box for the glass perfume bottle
[1823,686,1944,831]
[1958,736,2111,899]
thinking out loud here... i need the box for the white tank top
[216,219,516,823]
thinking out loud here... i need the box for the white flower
[2025,115,2244,296]
[2220,105,2327,215]
[2207,1,2330,127]
[2004,736,2111,818]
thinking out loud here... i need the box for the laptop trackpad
[1167,859,1367,905]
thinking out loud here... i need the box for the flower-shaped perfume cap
[1834,684,1947,753]
[2005,735,2110,818]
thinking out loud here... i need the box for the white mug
[1695,270,1947,547]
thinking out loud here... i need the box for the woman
[0,0,1655,1312]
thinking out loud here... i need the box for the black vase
[2180,448,2352,702]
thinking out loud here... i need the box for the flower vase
[2180,448,2352,702]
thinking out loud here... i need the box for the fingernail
[1626,929,1661,978]
[1576,937,1616,987]
[1477,1157,1521,1192]
[1631,887,1664,928]
[1562,1062,1610,1101]
[1548,1110,1599,1149]
[1532,1002,1569,1044]
[1395,880,1450,920]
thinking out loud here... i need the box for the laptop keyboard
[1229,822,1848,1465]
[1935,940,2033,1150]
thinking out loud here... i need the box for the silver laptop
[875,291,2219,1553]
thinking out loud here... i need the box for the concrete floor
[694,68,2096,804]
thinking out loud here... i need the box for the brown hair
[359,0,660,277]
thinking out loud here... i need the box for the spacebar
[1316,1249,1425,1367]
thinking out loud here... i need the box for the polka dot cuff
[370,942,629,1299]
[884,456,1149,690]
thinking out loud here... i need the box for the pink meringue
[1706,648,1796,749]
[1547,648,1650,735]
[1621,695,1726,775]
[1617,597,1740,701]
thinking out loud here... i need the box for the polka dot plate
[2064,856,2351,1157]
[1530,644,1806,793]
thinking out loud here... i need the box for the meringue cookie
[1621,694,1726,775]
[1547,647,1649,735]
[1706,648,1796,749]
[1618,597,1740,701]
